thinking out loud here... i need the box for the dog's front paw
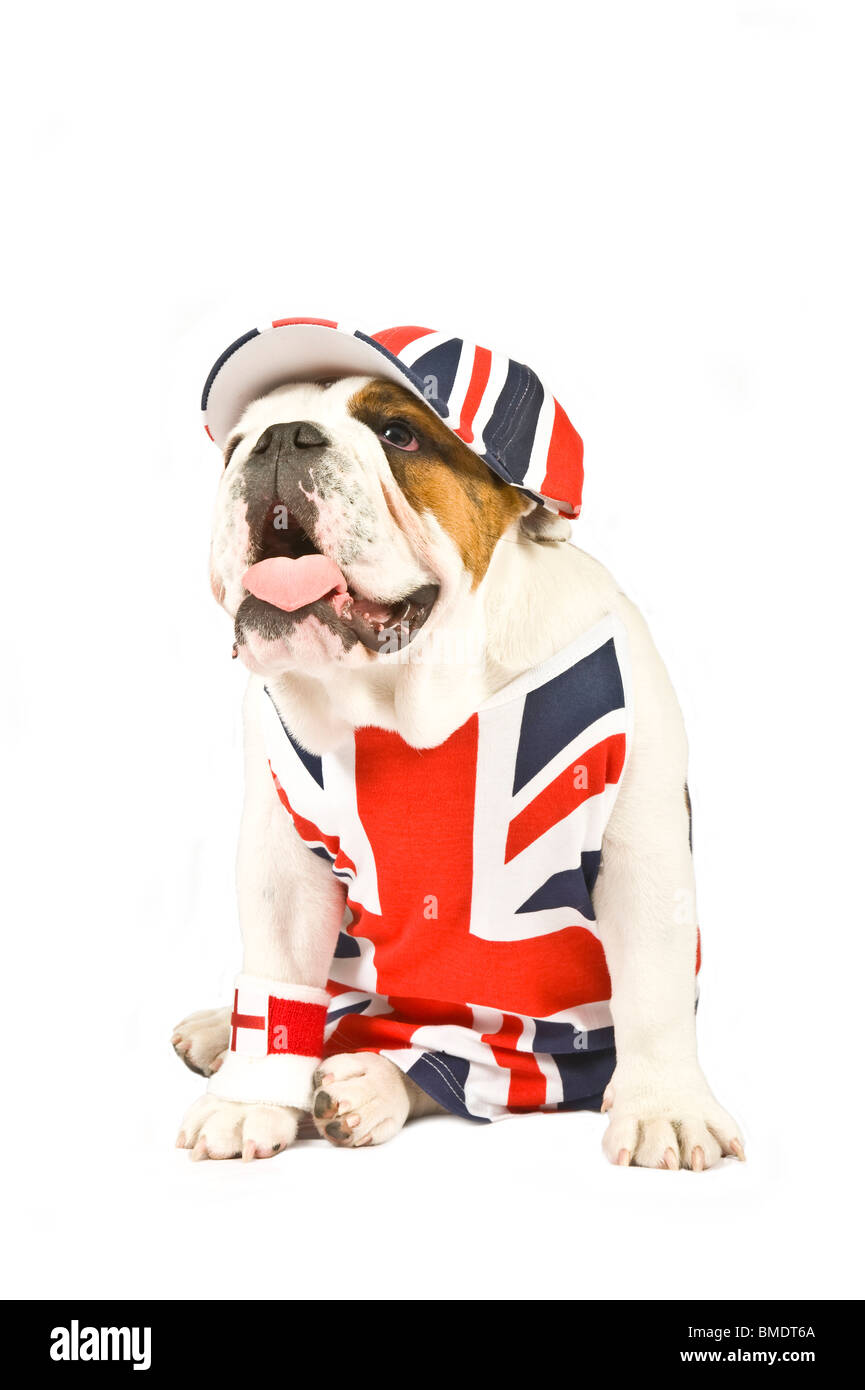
[171,1007,231,1077]
[311,1051,410,1148]
[177,1094,300,1161]
[601,1069,745,1171]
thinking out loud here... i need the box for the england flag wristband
[206,974,330,1109]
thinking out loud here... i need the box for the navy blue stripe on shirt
[512,638,624,793]
[516,862,596,920]
[531,1020,615,1055]
[327,998,371,1024]
[406,1051,490,1122]
[553,1043,616,1108]
[264,687,324,787]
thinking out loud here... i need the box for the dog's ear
[519,502,572,544]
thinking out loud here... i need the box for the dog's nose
[291,421,329,449]
[251,421,330,456]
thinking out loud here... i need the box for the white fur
[314,1052,412,1148]
[177,379,743,1169]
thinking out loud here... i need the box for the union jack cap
[202,318,584,517]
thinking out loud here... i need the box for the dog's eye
[379,421,419,452]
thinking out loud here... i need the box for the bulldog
[172,319,743,1170]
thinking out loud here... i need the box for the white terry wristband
[207,974,330,1109]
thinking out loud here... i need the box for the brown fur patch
[348,380,529,587]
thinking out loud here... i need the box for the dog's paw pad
[311,1052,411,1149]
[324,1117,354,1146]
[313,1089,338,1121]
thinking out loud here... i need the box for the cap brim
[202,322,424,449]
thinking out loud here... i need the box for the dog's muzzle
[233,422,438,656]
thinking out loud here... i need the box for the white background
[2,0,863,1302]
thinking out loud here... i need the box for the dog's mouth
[236,504,439,654]
[340,580,439,652]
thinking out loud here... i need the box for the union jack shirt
[259,615,633,1121]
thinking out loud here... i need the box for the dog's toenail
[272,1142,281,1151]
[347,1114,360,1128]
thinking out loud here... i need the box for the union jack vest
[258,615,633,1122]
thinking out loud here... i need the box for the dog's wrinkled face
[209,375,532,676]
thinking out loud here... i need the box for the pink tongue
[242,555,349,614]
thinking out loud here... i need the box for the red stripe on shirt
[269,764,357,876]
[505,733,626,863]
[481,1013,548,1111]
[325,996,474,1058]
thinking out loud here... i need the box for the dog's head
[210,375,569,677]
